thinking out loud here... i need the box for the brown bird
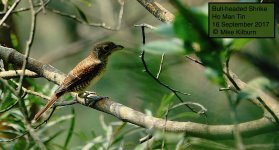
[34,41,124,121]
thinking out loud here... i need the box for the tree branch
[0,0,21,26]
[0,46,278,139]
[0,70,39,79]
[136,0,174,23]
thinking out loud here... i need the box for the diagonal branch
[136,0,174,23]
[0,70,39,79]
[0,0,21,26]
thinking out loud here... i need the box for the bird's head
[92,41,124,59]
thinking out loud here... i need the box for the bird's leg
[86,95,106,107]
[80,91,108,107]
[83,91,97,98]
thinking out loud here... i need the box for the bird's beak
[114,45,124,51]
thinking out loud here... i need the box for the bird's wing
[55,58,103,94]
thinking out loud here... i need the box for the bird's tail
[34,92,64,121]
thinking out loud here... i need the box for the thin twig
[25,123,47,150]
[116,0,125,30]
[16,0,38,121]
[11,77,77,110]
[10,79,50,101]
[8,1,47,148]
[226,93,245,150]
[39,0,46,14]
[225,54,240,90]
[25,89,50,101]
[55,100,78,107]
[134,24,209,115]
[0,0,50,15]
[186,55,240,90]
[186,54,279,124]
[0,99,18,113]
[156,53,165,79]
[0,131,28,142]
[0,106,57,143]
[47,8,119,31]
[134,24,208,123]
[225,53,278,124]
[0,70,39,79]
[219,86,238,93]
[0,0,21,26]
[0,77,17,94]
[168,102,207,115]
[35,0,50,14]
[185,55,203,66]
[134,23,157,30]
[161,104,171,149]
[139,134,152,144]
[35,106,57,125]
[0,6,30,14]
[0,78,20,113]
[136,24,190,95]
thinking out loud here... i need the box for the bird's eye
[103,45,110,51]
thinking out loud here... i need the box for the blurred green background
[1,0,279,149]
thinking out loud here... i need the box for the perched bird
[34,41,124,121]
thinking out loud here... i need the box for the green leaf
[143,39,185,55]
[64,108,76,148]
[173,9,208,42]
[170,112,199,120]
[0,129,23,137]
[74,130,89,142]
[12,138,28,150]
[174,13,199,42]
[188,137,233,150]
[91,130,97,138]
[26,78,39,89]
[9,109,25,120]
[43,130,64,144]
[39,115,74,133]
[156,93,174,117]
[73,5,88,23]
[236,91,255,105]
[172,1,226,86]
[204,68,225,86]
[79,0,92,7]
[1,122,25,132]
[110,135,124,147]
[197,50,225,70]
[109,122,127,147]
[230,38,253,50]
[0,91,17,112]
[10,32,19,50]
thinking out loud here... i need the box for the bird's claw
[83,91,97,98]
[84,94,108,107]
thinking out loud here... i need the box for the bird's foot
[85,96,108,107]
[83,92,108,107]
[82,91,97,98]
